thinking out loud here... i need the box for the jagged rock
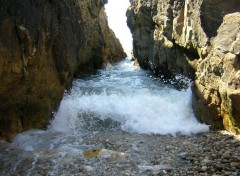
[0,0,126,140]
[127,0,198,79]
[193,13,240,133]
[127,0,240,133]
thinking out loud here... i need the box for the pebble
[222,151,231,159]
[165,145,175,151]
[177,152,188,158]
[0,130,239,175]
[230,162,239,167]
[83,166,94,172]
[201,166,207,171]
[202,157,211,164]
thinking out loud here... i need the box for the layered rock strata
[0,0,126,140]
[127,0,240,133]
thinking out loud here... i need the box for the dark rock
[0,0,126,140]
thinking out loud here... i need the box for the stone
[177,152,188,159]
[0,0,126,140]
[230,162,239,167]
[83,148,128,160]
[201,157,211,165]
[222,151,231,159]
[127,0,240,134]
[138,165,174,173]
[165,145,175,151]
[201,166,207,171]
[83,166,94,172]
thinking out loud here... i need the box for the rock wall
[127,0,240,133]
[0,0,126,140]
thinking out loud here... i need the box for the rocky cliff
[0,0,126,140]
[127,0,240,133]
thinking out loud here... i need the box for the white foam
[12,129,84,152]
[13,60,209,152]
[49,60,209,135]
[12,130,46,151]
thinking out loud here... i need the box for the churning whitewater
[49,59,209,136]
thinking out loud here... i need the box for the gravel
[0,129,240,176]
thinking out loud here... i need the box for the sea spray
[12,59,209,152]
[49,59,209,135]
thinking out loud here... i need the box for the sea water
[12,59,209,152]
[50,59,209,135]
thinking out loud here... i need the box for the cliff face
[0,0,126,140]
[127,0,240,133]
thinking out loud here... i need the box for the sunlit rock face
[193,13,240,133]
[127,0,240,133]
[0,0,126,140]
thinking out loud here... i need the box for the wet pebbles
[0,130,240,175]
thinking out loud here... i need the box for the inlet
[11,1,210,152]
[1,1,239,175]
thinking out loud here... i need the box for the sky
[105,0,133,56]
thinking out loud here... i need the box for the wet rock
[83,148,129,160]
[177,152,188,159]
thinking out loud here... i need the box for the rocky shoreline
[0,129,239,175]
